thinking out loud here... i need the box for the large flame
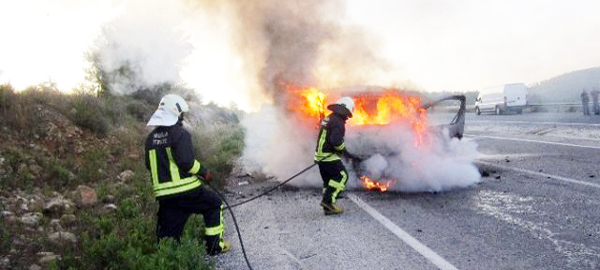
[287,85,428,143]
[285,85,328,118]
[350,91,428,145]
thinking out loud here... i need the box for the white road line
[477,160,600,189]
[465,134,600,150]
[348,194,459,270]
[469,120,600,127]
[280,247,304,269]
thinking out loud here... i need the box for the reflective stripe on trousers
[328,170,347,203]
[205,204,225,250]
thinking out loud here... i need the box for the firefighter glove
[341,149,358,160]
[199,166,211,181]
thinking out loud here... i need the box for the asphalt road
[215,111,600,270]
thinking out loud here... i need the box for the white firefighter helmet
[335,96,354,115]
[147,94,190,126]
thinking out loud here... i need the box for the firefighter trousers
[318,160,348,204]
[156,186,225,255]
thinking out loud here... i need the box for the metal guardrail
[527,102,580,107]
[463,102,595,113]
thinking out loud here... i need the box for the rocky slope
[0,101,144,269]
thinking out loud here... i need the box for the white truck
[475,83,528,115]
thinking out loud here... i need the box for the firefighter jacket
[145,122,205,198]
[315,105,350,163]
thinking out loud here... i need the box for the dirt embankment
[0,89,148,269]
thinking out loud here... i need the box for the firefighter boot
[207,238,230,255]
[320,200,344,215]
[221,240,231,253]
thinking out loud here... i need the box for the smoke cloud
[347,124,481,192]
[93,0,390,109]
[95,1,193,95]
[234,0,480,192]
[221,0,391,105]
[243,108,481,192]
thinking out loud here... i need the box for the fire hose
[204,153,360,270]
[204,182,254,270]
[204,161,321,270]
[225,153,362,209]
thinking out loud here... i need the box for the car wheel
[475,107,481,115]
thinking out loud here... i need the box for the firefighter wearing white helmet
[314,96,356,215]
[144,94,229,254]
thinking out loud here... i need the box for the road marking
[465,134,600,150]
[477,160,600,189]
[469,120,600,127]
[348,194,459,270]
[280,247,304,269]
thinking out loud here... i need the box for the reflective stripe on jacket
[145,123,203,198]
[315,113,346,162]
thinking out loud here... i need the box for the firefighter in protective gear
[315,96,355,215]
[144,94,229,255]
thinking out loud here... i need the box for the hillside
[528,66,600,103]
[0,84,244,269]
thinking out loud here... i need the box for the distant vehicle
[475,83,528,115]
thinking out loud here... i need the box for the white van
[475,83,528,115]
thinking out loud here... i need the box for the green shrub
[126,99,154,122]
[70,94,109,135]
[16,167,36,191]
[0,147,31,190]
[192,124,245,187]
[21,82,63,106]
[0,83,15,111]
[53,188,210,270]
[0,89,36,133]
[76,147,107,184]
[124,237,210,270]
[102,95,128,126]
[49,159,74,188]
[0,217,11,254]
[79,231,122,269]
[53,160,178,269]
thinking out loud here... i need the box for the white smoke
[96,1,193,95]
[242,113,481,192]
[92,0,388,109]
[361,154,388,180]
[346,124,481,192]
[240,106,322,186]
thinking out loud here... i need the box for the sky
[1,0,600,111]
[345,0,600,92]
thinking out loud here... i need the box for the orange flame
[285,85,328,118]
[286,85,428,145]
[361,175,392,192]
[350,91,428,145]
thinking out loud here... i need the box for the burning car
[347,93,467,192]
[287,85,472,193]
